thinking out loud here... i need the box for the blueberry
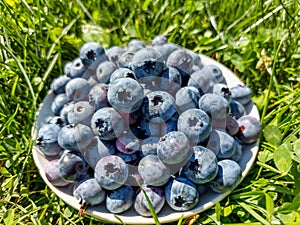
[87,74,100,87]
[45,159,70,187]
[236,115,261,144]
[160,66,182,95]
[128,123,143,140]
[108,78,144,113]
[57,123,93,151]
[127,45,145,53]
[128,39,146,47]
[164,114,178,134]
[213,83,231,101]
[127,39,146,52]
[69,58,87,78]
[206,64,226,84]
[208,159,242,193]
[143,84,163,96]
[59,101,75,124]
[225,115,240,136]
[91,107,125,141]
[181,146,218,184]
[166,147,193,176]
[229,99,246,119]
[106,185,134,214]
[58,150,89,182]
[96,61,117,84]
[88,83,109,111]
[166,49,194,84]
[206,129,236,158]
[198,93,230,120]
[125,165,144,187]
[142,91,177,122]
[165,176,199,211]
[79,42,107,69]
[51,93,70,115]
[230,84,252,106]
[106,46,126,64]
[153,43,181,62]
[138,75,162,95]
[117,51,134,68]
[131,48,164,79]
[136,118,162,140]
[115,131,140,154]
[134,185,165,217]
[65,78,91,102]
[188,50,202,67]
[152,35,168,46]
[63,61,72,76]
[73,178,105,214]
[36,123,62,156]
[115,150,140,165]
[110,68,137,83]
[177,108,212,145]
[140,136,160,157]
[94,155,128,190]
[138,117,166,138]
[138,155,170,186]
[175,86,201,113]
[67,101,94,126]
[187,69,215,94]
[119,109,141,126]
[81,136,115,169]
[47,116,66,128]
[157,131,190,165]
[191,65,202,73]
[50,75,71,95]
[230,140,243,162]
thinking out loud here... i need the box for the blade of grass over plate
[135,178,161,225]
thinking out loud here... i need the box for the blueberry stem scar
[104,163,119,175]
[151,95,163,106]
[118,89,131,101]
[36,137,43,145]
[189,159,200,171]
[143,60,156,73]
[189,117,199,127]
[174,195,185,207]
[86,50,96,60]
[95,119,105,128]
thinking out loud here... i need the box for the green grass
[1,0,300,224]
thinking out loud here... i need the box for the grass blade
[114,215,126,225]
[265,192,274,221]
[75,0,96,24]
[243,5,283,34]
[135,179,161,225]
[47,17,80,60]
[0,43,36,109]
[36,53,59,95]
[237,201,270,225]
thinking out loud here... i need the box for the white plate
[32,54,260,224]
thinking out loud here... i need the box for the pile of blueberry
[36,35,261,217]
